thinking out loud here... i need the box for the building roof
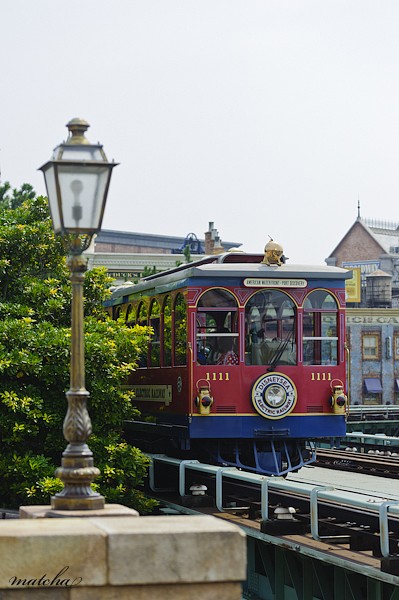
[95,229,241,252]
[327,216,399,260]
[364,218,399,254]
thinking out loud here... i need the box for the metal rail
[147,453,399,561]
[348,405,399,419]
[315,448,399,477]
[345,431,399,448]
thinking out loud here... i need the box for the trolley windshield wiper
[267,328,294,371]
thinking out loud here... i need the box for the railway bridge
[147,452,399,600]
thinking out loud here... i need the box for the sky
[2,1,399,264]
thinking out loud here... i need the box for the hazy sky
[2,1,399,263]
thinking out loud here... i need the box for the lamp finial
[66,118,90,145]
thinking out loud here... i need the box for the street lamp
[39,118,118,510]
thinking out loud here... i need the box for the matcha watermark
[9,566,82,587]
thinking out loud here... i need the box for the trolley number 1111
[205,372,230,381]
[311,372,332,381]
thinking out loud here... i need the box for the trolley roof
[107,252,352,304]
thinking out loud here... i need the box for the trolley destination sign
[128,385,172,406]
[243,278,307,288]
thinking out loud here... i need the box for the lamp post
[39,118,118,510]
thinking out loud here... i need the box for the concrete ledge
[0,515,246,598]
[93,515,246,585]
[0,519,107,587]
[20,504,139,519]
[0,584,243,599]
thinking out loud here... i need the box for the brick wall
[332,221,383,266]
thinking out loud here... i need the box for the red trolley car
[106,241,351,476]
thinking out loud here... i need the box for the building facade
[327,211,399,405]
[326,212,399,308]
[88,222,241,282]
[346,308,399,406]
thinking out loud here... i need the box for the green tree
[0,184,156,512]
[0,181,35,210]
[183,244,192,263]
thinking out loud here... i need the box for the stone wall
[0,514,246,599]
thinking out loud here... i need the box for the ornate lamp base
[51,494,105,511]
[51,441,105,511]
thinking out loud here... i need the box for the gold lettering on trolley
[310,372,332,381]
[205,372,230,381]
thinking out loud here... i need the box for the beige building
[88,222,241,283]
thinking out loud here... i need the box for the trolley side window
[163,295,172,367]
[125,303,134,326]
[196,289,239,365]
[149,299,161,367]
[303,290,338,366]
[137,300,149,367]
[174,293,187,366]
[245,290,296,366]
[137,300,148,325]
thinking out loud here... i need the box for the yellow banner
[345,268,361,303]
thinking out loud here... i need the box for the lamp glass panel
[43,164,62,233]
[60,145,105,161]
[57,164,110,232]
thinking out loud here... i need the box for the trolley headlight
[201,395,212,408]
[329,380,348,415]
[195,382,214,415]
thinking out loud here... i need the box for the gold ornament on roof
[262,238,285,266]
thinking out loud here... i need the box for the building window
[363,378,382,405]
[362,334,380,360]
[394,335,399,359]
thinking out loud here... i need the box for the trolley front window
[245,290,296,366]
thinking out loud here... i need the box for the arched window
[196,289,239,365]
[137,300,148,325]
[125,304,134,326]
[149,299,161,367]
[245,290,296,366]
[163,296,172,367]
[303,290,338,366]
[137,300,149,367]
[174,293,187,366]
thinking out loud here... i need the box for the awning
[364,378,383,393]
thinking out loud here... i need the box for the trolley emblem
[251,372,297,419]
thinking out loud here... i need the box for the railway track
[147,453,399,574]
[315,448,399,477]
